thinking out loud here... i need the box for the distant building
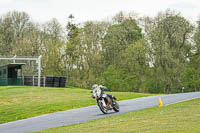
[0,63,25,86]
[0,63,66,87]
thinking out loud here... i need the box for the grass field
[0,86,153,124]
[33,98,200,133]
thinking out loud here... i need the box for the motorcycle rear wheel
[113,100,119,112]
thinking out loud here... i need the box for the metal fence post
[37,55,42,87]
[22,76,24,86]
[33,76,34,86]
[43,76,46,87]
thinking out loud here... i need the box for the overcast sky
[0,0,199,24]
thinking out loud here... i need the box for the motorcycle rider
[92,84,107,93]
[92,84,114,104]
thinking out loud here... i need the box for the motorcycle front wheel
[97,100,108,114]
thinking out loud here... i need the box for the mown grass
[0,86,153,124]
[33,98,200,133]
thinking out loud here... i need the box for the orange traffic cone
[158,96,163,107]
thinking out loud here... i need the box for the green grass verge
[0,86,153,124]
[33,98,200,133]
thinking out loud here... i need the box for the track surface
[0,92,200,133]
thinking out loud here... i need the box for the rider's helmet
[92,84,98,89]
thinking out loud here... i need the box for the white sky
[0,0,200,25]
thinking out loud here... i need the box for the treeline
[0,10,200,93]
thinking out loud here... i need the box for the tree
[64,17,109,88]
[0,11,38,56]
[79,21,109,86]
[103,12,143,68]
[40,18,65,76]
[183,18,200,92]
[144,10,194,93]
[123,39,150,92]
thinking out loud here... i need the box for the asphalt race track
[0,92,200,133]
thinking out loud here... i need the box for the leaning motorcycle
[91,87,119,114]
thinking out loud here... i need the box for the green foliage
[145,10,194,93]
[103,65,124,91]
[0,10,199,93]
[0,11,40,56]
[181,65,200,92]
[103,17,143,67]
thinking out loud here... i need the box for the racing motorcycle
[91,85,119,114]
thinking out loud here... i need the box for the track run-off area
[0,92,200,133]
